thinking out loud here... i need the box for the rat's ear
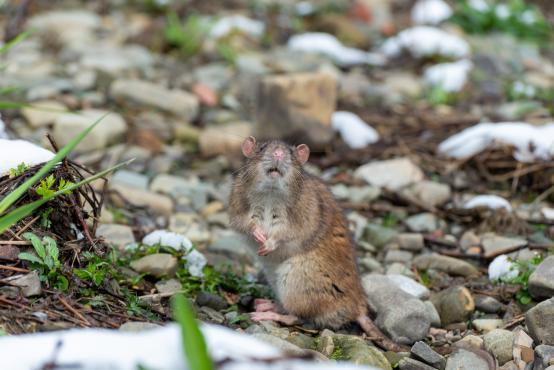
[295,144,310,164]
[241,136,257,158]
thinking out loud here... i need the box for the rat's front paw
[258,238,277,256]
[251,225,267,245]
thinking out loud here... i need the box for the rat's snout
[272,148,284,162]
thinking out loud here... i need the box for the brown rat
[228,136,405,352]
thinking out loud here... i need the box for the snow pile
[489,255,518,281]
[0,139,56,176]
[381,26,470,59]
[387,274,430,299]
[287,33,386,67]
[143,230,207,278]
[438,122,554,162]
[469,0,490,12]
[0,114,8,139]
[209,15,265,39]
[542,207,554,220]
[463,195,512,211]
[411,0,453,25]
[424,59,472,92]
[331,111,379,149]
[0,323,380,370]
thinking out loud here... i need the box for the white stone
[354,157,424,191]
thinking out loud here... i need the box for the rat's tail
[357,315,409,352]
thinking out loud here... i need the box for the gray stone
[526,297,554,345]
[455,335,484,350]
[474,295,503,313]
[460,231,480,250]
[534,345,554,370]
[332,333,392,369]
[53,109,127,152]
[317,329,335,357]
[472,319,503,333]
[252,333,307,356]
[404,213,442,233]
[110,184,173,216]
[424,301,442,327]
[155,279,182,295]
[5,271,41,297]
[365,224,398,248]
[396,233,425,251]
[255,72,336,148]
[355,157,424,191]
[481,234,527,258]
[411,341,446,369]
[399,357,437,370]
[529,256,554,300]
[96,224,135,250]
[196,291,229,311]
[362,274,430,344]
[445,349,492,370]
[413,254,479,277]
[198,122,252,158]
[387,274,430,299]
[208,230,253,262]
[430,286,475,325]
[111,170,149,190]
[21,100,67,128]
[28,10,100,47]
[110,79,198,121]
[483,329,514,365]
[119,322,161,332]
[130,254,177,278]
[80,45,154,76]
[150,174,209,210]
[385,249,413,264]
[199,306,225,324]
[403,181,451,208]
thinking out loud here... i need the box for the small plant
[35,175,74,199]
[73,256,111,287]
[164,13,209,57]
[425,86,459,106]
[506,254,544,305]
[8,162,30,178]
[330,346,347,361]
[39,207,53,229]
[18,232,68,291]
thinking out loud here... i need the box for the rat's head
[241,136,310,190]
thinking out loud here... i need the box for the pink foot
[250,311,299,326]
[254,299,277,312]
[252,225,267,245]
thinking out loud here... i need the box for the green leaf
[0,31,31,54]
[0,114,108,215]
[22,232,46,260]
[55,275,69,291]
[172,294,213,370]
[0,159,133,234]
[17,252,43,265]
[44,236,59,262]
[93,271,105,286]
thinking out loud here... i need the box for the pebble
[474,295,502,313]
[404,213,442,233]
[96,224,136,251]
[119,322,162,332]
[534,345,554,370]
[395,233,425,251]
[459,231,480,250]
[252,333,307,356]
[402,181,452,208]
[430,286,475,325]
[110,184,174,216]
[150,174,208,210]
[399,358,437,370]
[208,230,253,262]
[111,170,150,190]
[255,72,336,148]
[53,109,127,152]
[110,79,199,121]
[410,341,446,369]
[413,254,479,277]
[331,333,392,369]
[445,348,492,370]
[354,157,424,191]
[481,234,527,258]
[528,256,554,299]
[130,254,178,278]
[21,100,67,127]
[155,279,182,295]
[199,306,225,324]
[385,249,413,264]
[386,274,430,299]
[4,271,42,297]
[472,319,503,333]
[525,297,554,345]
[196,291,229,311]
[362,274,430,344]
[365,224,398,248]
[483,329,514,365]
[198,122,252,158]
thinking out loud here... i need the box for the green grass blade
[0,113,108,215]
[172,294,213,370]
[0,159,132,234]
[0,31,31,55]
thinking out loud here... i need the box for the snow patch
[287,33,386,67]
[0,139,55,176]
[469,0,490,12]
[464,195,512,211]
[387,274,430,299]
[209,15,265,39]
[438,122,554,162]
[381,26,470,59]
[411,0,453,25]
[542,207,554,220]
[0,114,8,139]
[0,323,381,370]
[142,230,207,277]
[424,59,472,92]
[331,111,379,149]
[488,255,518,281]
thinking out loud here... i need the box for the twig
[503,315,525,329]
[0,264,29,273]
[57,296,91,326]
[15,215,40,238]
[0,240,31,245]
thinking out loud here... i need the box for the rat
[228,136,405,352]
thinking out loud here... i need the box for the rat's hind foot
[254,299,277,312]
[250,311,300,326]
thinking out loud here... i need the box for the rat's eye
[258,143,268,152]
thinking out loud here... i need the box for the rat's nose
[272,148,284,161]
